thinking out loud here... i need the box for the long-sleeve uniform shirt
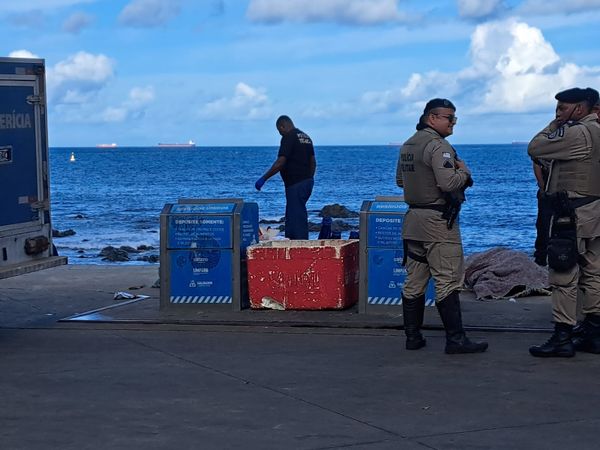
[528,113,600,239]
[397,128,471,244]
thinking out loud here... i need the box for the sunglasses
[432,113,457,124]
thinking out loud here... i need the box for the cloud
[519,0,600,15]
[8,50,41,59]
[119,0,181,27]
[100,86,155,122]
[356,19,600,115]
[8,10,45,28]
[63,11,93,34]
[0,1,94,14]
[199,82,271,120]
[457,0,507,20]
[246,0,411,25]
[47,51,115,104]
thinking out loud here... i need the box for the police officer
[396,98,488,354]
[528,87,600,357]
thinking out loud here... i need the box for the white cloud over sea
[199,82,271,120]
[457,0,507,20]
[247,0,412,25]
[519,0,600,14]
[62,11,93,34]
[326,19,600,118]
[100,86,155,123]
[119,0,181,28]
[47,51,115,104]
[0,0,94,14]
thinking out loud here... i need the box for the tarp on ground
[464,247,550,299]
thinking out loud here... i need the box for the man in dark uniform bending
[255,115,316,239]
[396,98,487,354]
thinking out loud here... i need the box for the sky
[3,0,600,146]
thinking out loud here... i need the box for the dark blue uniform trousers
[284,178,314,240]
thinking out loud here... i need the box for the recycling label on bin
[171,203,236,214]
[367,213,404,248]
[369,201,408,213]
[169,249,233,304]
[240,202,259,251]
[167,215,232,249]
[367,248,435,305]
[367,248,406,305]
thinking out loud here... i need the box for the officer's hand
[549,118,563,132]
[255,176,266,191]
[455,159,467,171]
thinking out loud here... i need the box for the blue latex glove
[255,176,266,191]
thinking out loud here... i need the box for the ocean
[49,144,538,264]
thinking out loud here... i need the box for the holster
[547,191,578,272]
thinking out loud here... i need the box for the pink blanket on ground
[464,247,550,300]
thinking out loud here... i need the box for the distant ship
[97,143,118,148]
[157,140,196,148]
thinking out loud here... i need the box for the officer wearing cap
[528,87,600,357]
[396,98,488,354]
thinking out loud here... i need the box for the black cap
[423,98,456,113]
[555,87,599,106]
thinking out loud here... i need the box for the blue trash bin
[160,198,259,311]
[358,196,435,314]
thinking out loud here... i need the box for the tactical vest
[548,116,600,196]
[400,129,446,205]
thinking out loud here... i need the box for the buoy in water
[69,152,76,162]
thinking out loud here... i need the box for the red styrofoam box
[247,239,359,310]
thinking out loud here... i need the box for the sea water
[49,144,537,264]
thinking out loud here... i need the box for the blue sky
[3,0,600,146]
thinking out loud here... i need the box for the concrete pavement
[1,265,599,450]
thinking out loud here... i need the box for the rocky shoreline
[53,203,361,263]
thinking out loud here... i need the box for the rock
[137,245,155,251]
[259,216,285,224]
[52,229,76,238]
[309,220,358,233]
[120,245,140,254]
[308,221,322,232]
[319,204,359,218]
[332,220,356,232]
[99,246,130,262]
[137,255,159,263]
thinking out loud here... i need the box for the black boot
[402,295,426,350]
[436,291,488,354]
[572,314,600,354]
[571,321,585,350]
[529,322,575,357]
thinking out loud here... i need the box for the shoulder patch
[442,152,451,158]
[443,160,453,168]
[548,127,565,139]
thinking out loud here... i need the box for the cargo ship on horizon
[157,140,196,148]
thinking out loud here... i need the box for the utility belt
[408,200,461,230]
[545,192,600,271]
